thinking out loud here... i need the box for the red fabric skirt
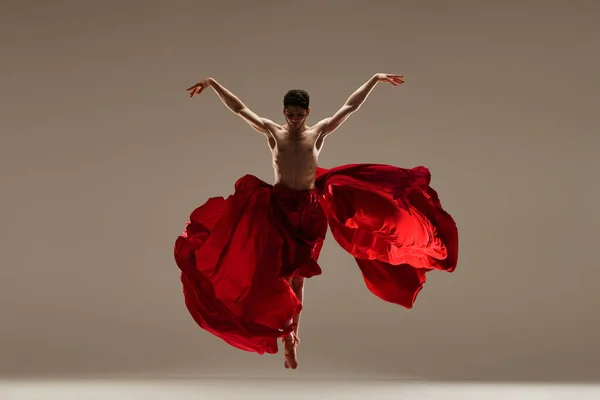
[173,164,458,354]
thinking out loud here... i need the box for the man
[175,74,459,370]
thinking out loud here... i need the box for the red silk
[174,164,458,354]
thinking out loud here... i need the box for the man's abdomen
[273,153,318,191]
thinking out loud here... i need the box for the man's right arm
[206,78,277,136]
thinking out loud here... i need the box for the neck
[286,124,308,135]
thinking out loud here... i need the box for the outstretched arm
[317,73,404,138]
[186,78,277,136]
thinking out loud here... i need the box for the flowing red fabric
[173,164,458,355]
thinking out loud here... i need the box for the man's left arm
[316,73,405,138]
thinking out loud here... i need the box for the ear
[306,108,311,116]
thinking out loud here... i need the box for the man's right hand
[186,78,212,98]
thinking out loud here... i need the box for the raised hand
[186,78,212,98]
[376,74,405,86]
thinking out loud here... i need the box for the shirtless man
[185,73,405,369]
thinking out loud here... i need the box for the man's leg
[283,277,305,369]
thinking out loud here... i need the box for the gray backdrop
[1,0,599,383]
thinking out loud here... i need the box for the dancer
[174,74,458,369]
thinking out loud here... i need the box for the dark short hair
[283,89,309,109]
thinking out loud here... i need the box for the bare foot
[282,333,299,369]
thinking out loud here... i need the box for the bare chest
[268,131,321,158]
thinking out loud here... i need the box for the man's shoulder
[309,119,328,134]
[262,119,285,135]
[263,119,282,129]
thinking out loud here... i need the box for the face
[283,106,309,129]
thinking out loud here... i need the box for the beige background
[1,0,599,383]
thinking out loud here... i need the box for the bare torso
[267,124,324,191]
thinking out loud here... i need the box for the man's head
[283,89,310,128]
